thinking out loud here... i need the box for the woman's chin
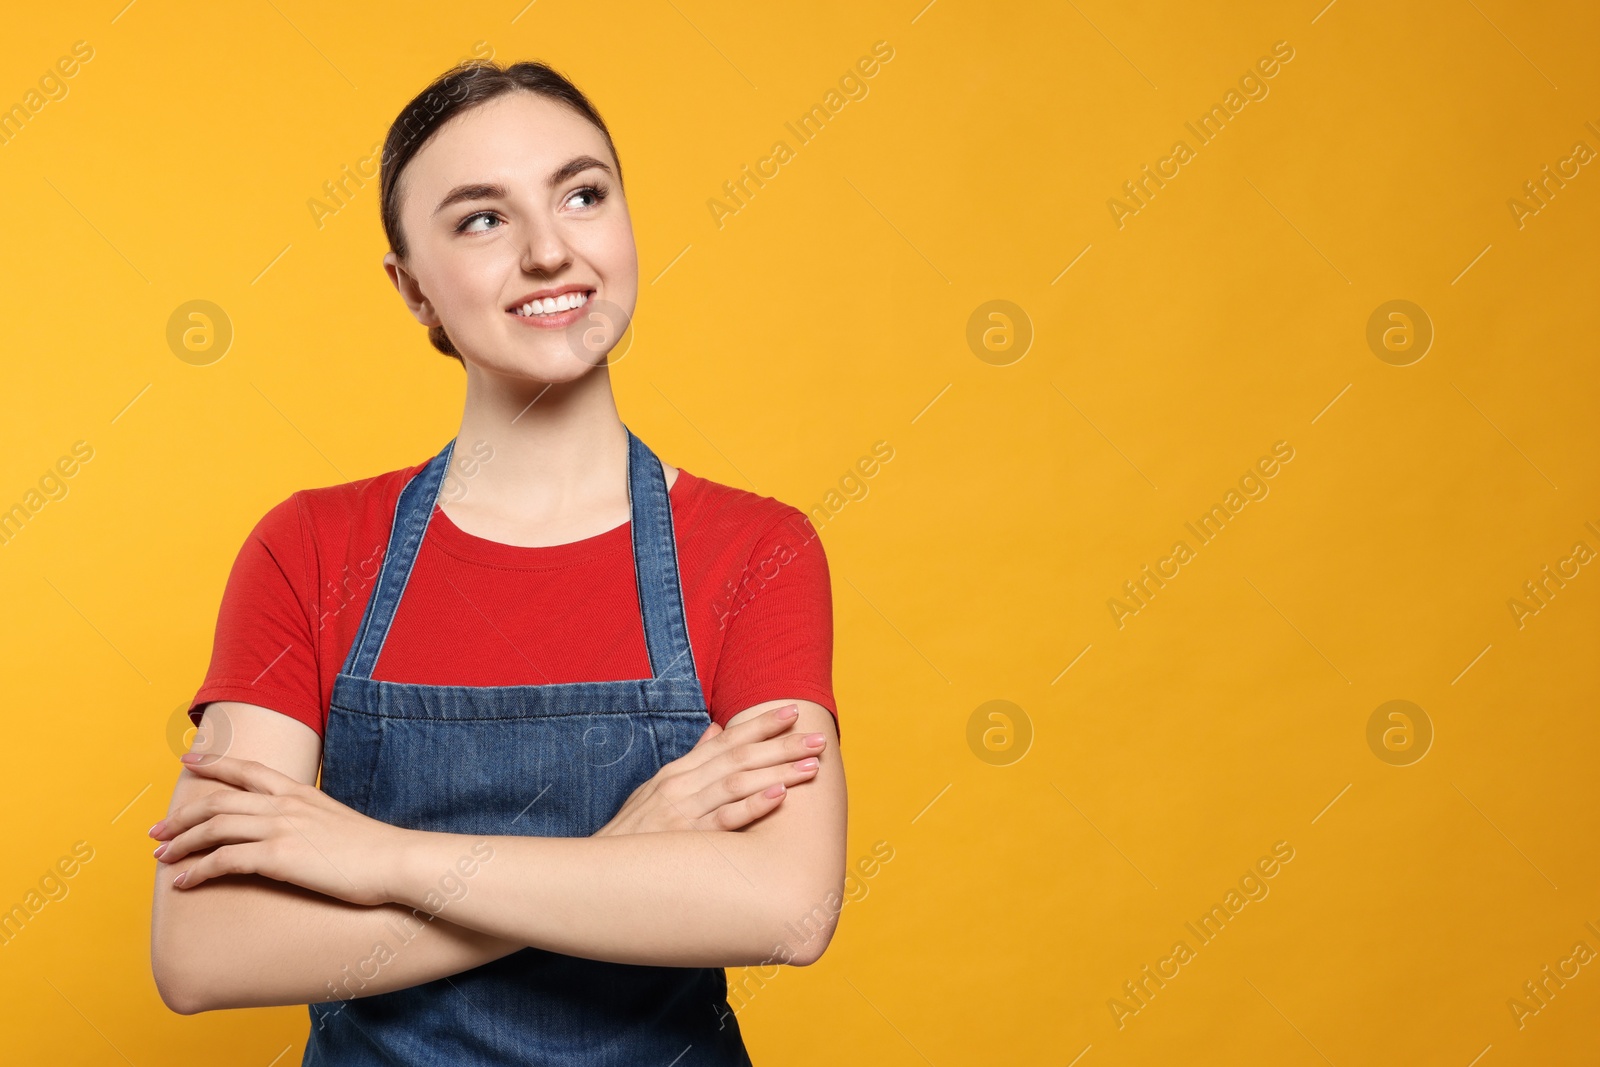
[468,345,608,384]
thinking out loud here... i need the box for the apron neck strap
[341,425,698,684]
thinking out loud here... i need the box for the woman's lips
[507,291,594,330]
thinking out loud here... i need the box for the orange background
[2,1,1597,1063]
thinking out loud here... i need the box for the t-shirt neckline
[423,467,695,570]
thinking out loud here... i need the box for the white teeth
[515,291,590,316]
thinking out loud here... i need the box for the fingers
[152,787,285,842]
[704,780,791,831]
[169,843,265,890]
[177,753,303,797]
[669,706,828,803]
[696,753,822,818]
[155,812,269,865]
[696,705,808,767]
[624,706,824,830]
[693,726,828,786]
[670,705,797,775]
[739,729,829,772]
[717,704,801,744]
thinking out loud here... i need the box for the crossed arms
[149,698,845,1015]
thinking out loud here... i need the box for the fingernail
[153,843,168,858]
[764,784,786,798]
[148,821,166,838]
[179,753,202,763]
[172,872,188,887]
[803,733,825,748]
[776,705,798,719]
[795,758,818,771]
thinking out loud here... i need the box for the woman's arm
[386,699,847,969]
[156,698,846,1001]
[153,699,842,1011]
[151,703,529,1014]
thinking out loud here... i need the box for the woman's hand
[150,754,410,906]
[594,704,828,837]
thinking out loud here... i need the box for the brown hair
[378,60,625,362]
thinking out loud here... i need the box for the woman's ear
[382,251,442,328]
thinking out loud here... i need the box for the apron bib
[303,427,754,1066]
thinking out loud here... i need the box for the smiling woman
[377,65,635,369]
[150,58,847,1066]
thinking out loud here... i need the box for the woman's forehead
[412,93,607,181]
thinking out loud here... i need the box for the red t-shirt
[189,458,837,742]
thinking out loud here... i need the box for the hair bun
[428,324,461,359]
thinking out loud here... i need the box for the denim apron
[302,427,754,1066]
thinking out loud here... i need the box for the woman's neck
[438,363,676,549]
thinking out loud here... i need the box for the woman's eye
[457,211,502,233]
[567,185,609,210]
[457,187,607,232]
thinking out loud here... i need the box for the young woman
[148,59,846,1065]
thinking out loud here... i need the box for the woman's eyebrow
[431,156,614,217]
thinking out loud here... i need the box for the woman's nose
[517,222,573,273]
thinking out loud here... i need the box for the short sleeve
[189,493,325,739]
[708,509,838,738]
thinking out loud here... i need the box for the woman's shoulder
[294,459,428,515]
[247,457,430,554]
[673,468,820,550]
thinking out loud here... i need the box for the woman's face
[384,91,638,381]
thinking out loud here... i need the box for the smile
[508,289,594,329]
